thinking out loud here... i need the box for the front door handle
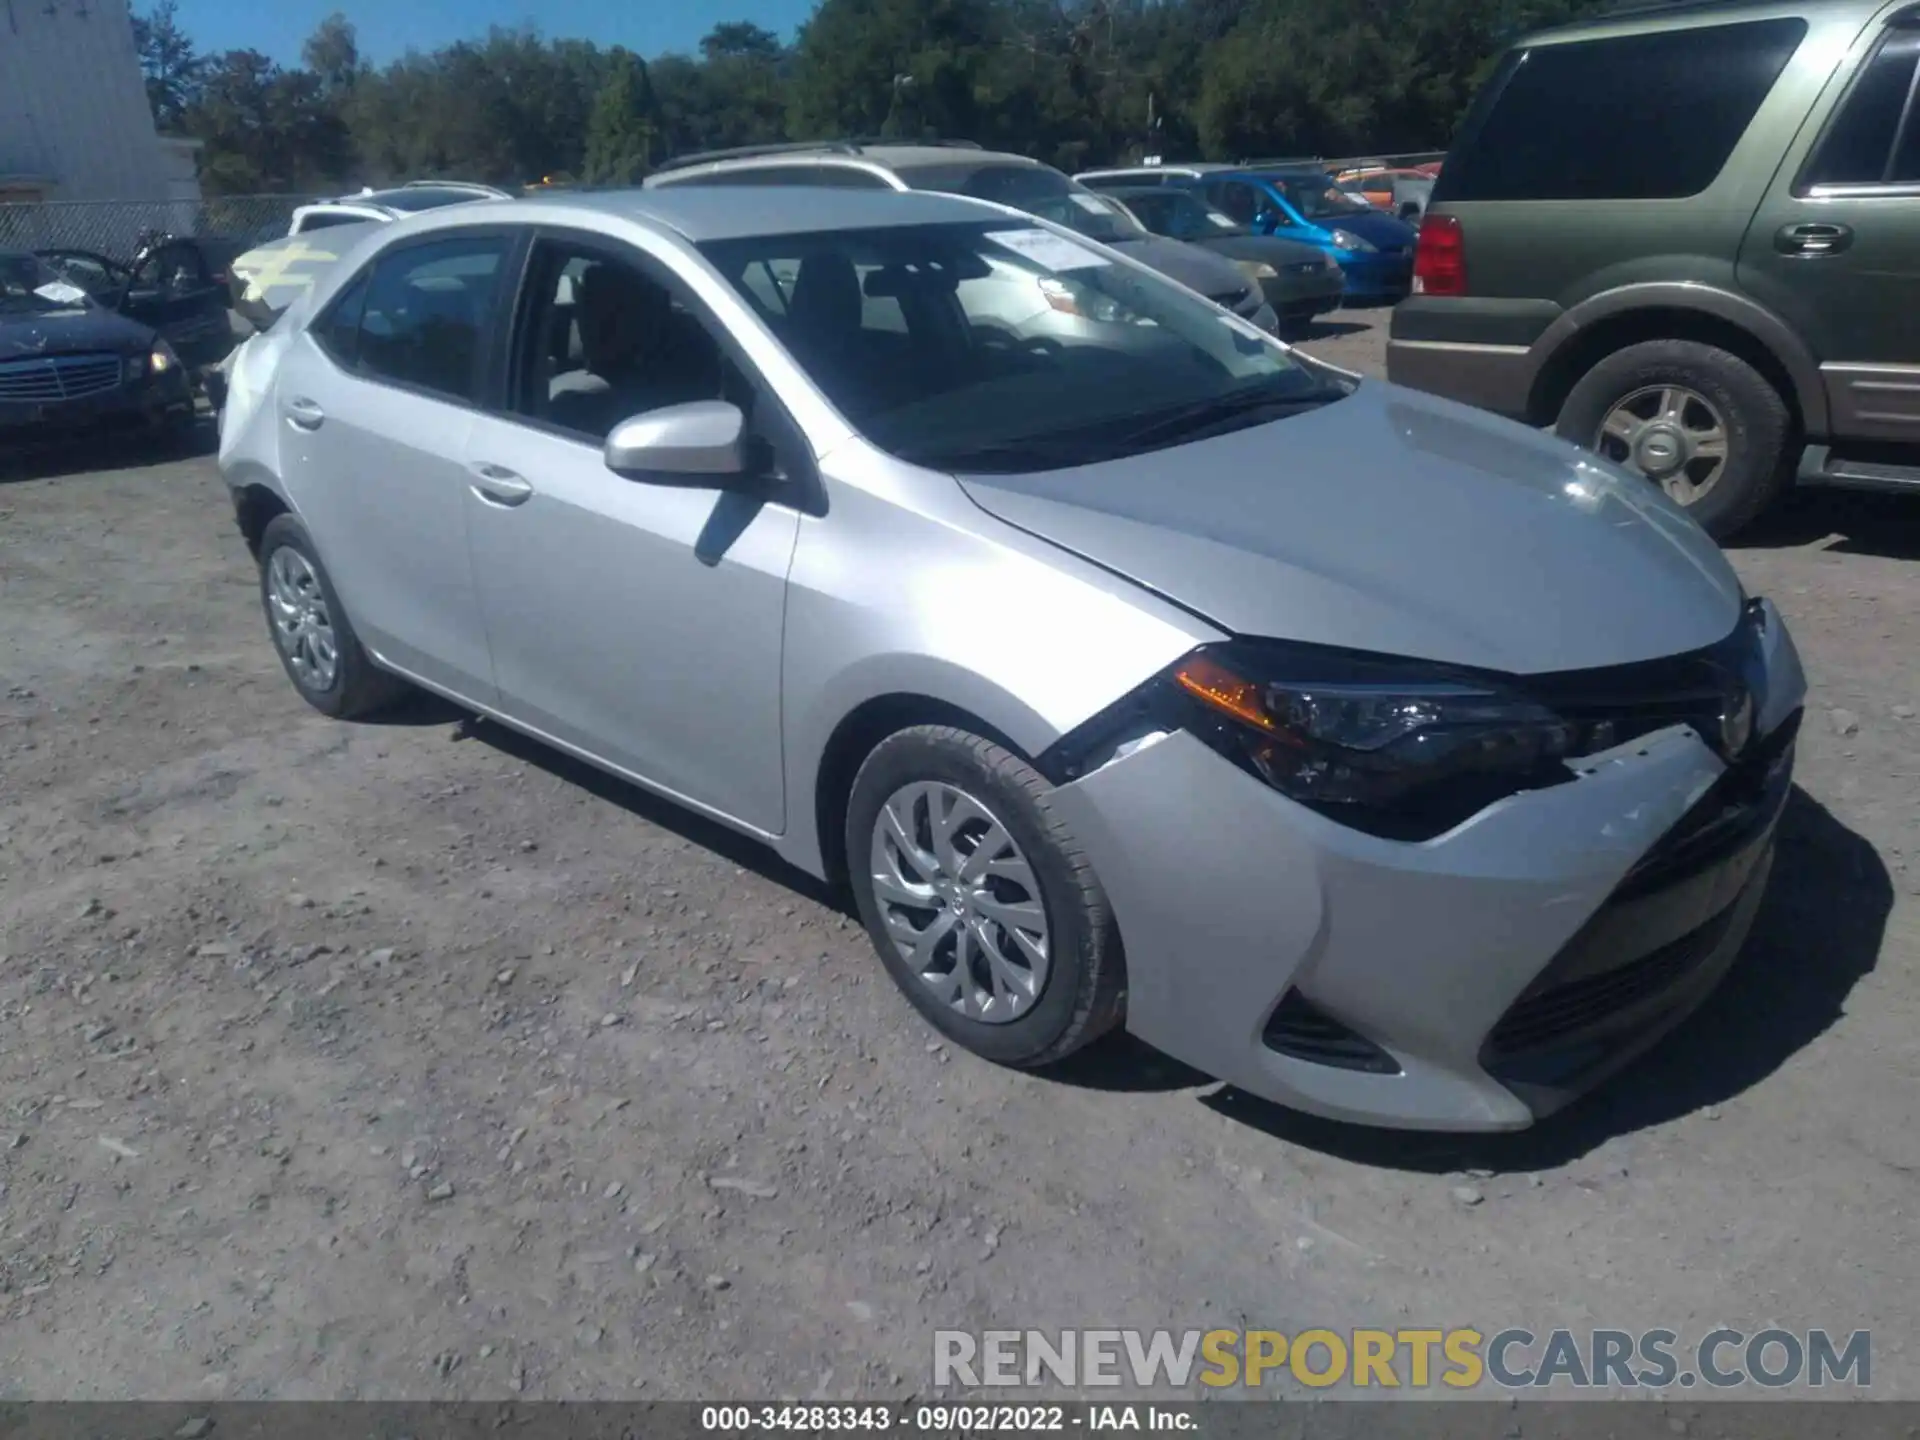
[283,396,325,430]
[468,462,535,507]
[1775,221,1853,257]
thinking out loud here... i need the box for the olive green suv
[1389,0,1920,538]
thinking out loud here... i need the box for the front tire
[1556,339,1791,540]
[258,512,409,719]
[845,725,1125,1067]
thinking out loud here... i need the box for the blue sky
[166,0,821,68]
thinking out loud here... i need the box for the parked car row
[216,132,1806,1132]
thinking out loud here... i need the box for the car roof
[1518,0,1872,44]
[430,185,1013,243]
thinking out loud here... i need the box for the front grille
[0,352,124,403]
[1484,903,1738,1060]
[1263,990,1401,1073]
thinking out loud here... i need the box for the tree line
[131,0,1611,196]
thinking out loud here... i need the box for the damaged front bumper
[1047,601,1807,1131]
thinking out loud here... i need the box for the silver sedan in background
[219,186,1805,1132]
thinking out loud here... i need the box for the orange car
[1334,166,1435,210]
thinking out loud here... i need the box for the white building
[0,0,195,204]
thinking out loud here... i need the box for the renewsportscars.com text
[933,1327,1871,1391]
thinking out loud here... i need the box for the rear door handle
[1775,222,1853,256]
[468,462,535,507]
[283,396,325,430]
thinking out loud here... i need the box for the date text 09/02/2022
[699,1404,1191,1431]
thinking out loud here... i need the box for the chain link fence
[0,195,319,261]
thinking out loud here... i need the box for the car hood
[1326,208,1417,251]
[955,382,1743,675]
[0,305,153,360]
[1108,234,1254,300]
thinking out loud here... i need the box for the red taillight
[1412,214,1466,297]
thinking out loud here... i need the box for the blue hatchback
[1083,166,1417,302]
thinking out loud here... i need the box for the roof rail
[1235,155,1327,169]
[652,140,864,175]
[401,179,508,192]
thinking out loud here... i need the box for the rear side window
[342,235,507,402]
[313,272,368,365]
[1439,18,1808,202]
[1803,27,1920,187]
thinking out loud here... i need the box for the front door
[1738,7,1920,442]
[461,232,799,834]
[273,231,516,702]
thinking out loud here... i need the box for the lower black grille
[1484,903,1738,1060]
[1263,990,1401,1073]
[1616,708,1799,900]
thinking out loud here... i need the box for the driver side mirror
[605,400,755,486]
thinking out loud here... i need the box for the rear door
[273,229,519,701]
[1737,5,1920,441]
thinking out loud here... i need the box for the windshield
[1264,174,1373,221]
[901,163,1147,246]
[700,220,1339,474]
[1118,189,1248,239]
[0,252,93,314]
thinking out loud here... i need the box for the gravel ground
[2,308,1918,1402]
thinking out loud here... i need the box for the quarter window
[1804,29,1920,188]
[1438,18,1808,202]
[351,236,507,403]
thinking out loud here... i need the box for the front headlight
[1329,230,1376,253]
[1236,260,1278,281]
[149,340,180,374]
[1167,644,1611,839]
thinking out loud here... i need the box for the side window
[1804,28,1920,188]
[1440,17,1808,202]
[312,271,370,366]
[354,235,507,403]
[508,237,730,443]
[1207,181,1258,225]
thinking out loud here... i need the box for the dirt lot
[2,309,1918,1402]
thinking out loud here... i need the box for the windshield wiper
[1115,383,1349,449]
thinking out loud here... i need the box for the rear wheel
[258,513,410,719]
[845,725,1125,1067]
[1556,339,1791,540]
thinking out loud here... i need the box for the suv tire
[1557,339,1790,540]
[845,725,1126,1068]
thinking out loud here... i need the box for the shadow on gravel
[0,419,216,484]
[450,713,850,913]
[1728,487,1920,561]
[1295,319,1373,341]
[1194,787,1889,1172]
[1040,1032,1213,1094]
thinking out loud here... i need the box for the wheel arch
[808,691,1037,891]
[231,479,291,559]
[1525,285,1825,438]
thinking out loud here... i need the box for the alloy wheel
[1594,384,1730,505]
[868,780,1051,1024]
[267,546,339,693]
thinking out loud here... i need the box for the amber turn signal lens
[1175,654,1284,735]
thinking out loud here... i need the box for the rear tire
[257,512,410,720]
[845,725,1126,1068]
[1557,339,1791,540]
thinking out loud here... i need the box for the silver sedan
[219,186,1805,1131]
